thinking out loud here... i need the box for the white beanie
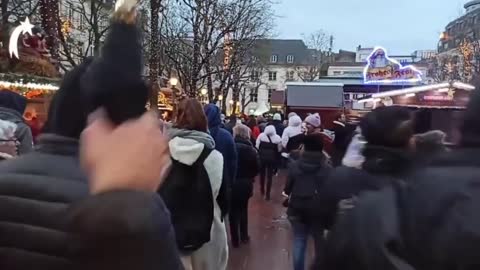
[288,112,297,120]
[305,113,321,128]
[273,113,282,121]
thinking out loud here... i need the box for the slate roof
[251,39,311,65]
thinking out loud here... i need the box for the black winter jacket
[321,145,413,229]
[323,148,480,270]
[285,151,331,221]
[0,134,183,270]
[232,137,259,202]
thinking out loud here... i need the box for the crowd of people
[2,2,480,270]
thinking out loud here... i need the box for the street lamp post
[200,88,208,104]
[170,77,179,115]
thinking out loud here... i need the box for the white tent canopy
[253,102,270,116]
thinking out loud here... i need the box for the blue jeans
[290,216,325,270]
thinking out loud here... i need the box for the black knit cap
[303,133,324,152]
[81,20,148,125]
[360,106,413,148]
[42,57,94,138]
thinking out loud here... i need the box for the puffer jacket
[282,115,303,149]
[0,134,183,270]
[0,90,33,154]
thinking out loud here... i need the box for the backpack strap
[194,146,213,167]
[267,135,272,143]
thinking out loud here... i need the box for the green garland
[0,73,60,86]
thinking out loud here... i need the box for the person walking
[256,125,282,200]
[0,59,182,270]
[230,124,260,248]
[282,114,303,151]
[0,90,33,154]
[322,106,415,270]
[205,104,238,217]
[257,115,267,132]
[163,99,228,270]
[284,134,331,270]
[271,113,285,137]
[247,116,261,141]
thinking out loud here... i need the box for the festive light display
[8,18,35,59]
[363,46,422,84]
[358,81,474,104]
[0,80,59,91]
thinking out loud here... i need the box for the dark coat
[271,120,285,137]
[321,145,413,229]
[323,148,480,270]
[0,90,33,154]
[204,104,238,216]
[232,137,259,203]
[0,134,183,270]
[400,148,480,270]
[285,151,331,220]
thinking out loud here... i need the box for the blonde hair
[233,124,251,140]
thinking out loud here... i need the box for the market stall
[0,18,60,124]
[358,81,475,142]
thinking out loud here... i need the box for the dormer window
[286,55,294,63]
[270,54,278,63]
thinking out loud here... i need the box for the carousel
[0,18,61,124]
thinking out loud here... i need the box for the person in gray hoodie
[0,90,33,154]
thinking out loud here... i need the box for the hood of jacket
[264,125,277,137]
[168,128,215,166]
[292,151,327,174]
[204,104,221,129]
[0,90,27,123]
[235,136,253,147]
[288,115,302,127]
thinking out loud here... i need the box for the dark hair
[360,106,413,148]
[246,116,257,129]
[174,98,208,132]
[303,133,324,152]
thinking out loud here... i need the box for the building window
[250,89,258,102]
[251,71,260,81]
[268,71,277,81]
[270,54,278,63]
[287,70,295,80]
[286,55,294,63]
[268,89,274,103]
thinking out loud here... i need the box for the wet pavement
[227,172,313,270]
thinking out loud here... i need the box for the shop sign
[364,47,422,84]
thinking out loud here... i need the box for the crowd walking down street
[4,1,480,270]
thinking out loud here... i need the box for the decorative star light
[8,17,34,59]
[363,46,423,84]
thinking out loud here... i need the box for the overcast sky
[276,0,467,54]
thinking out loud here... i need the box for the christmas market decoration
[9,18,35,59]
[364,46,423,84]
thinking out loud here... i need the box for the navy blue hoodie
[204,104,238,216]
